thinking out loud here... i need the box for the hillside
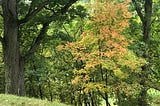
[0,94,69,106]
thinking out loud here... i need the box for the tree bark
[2,0,25,96]
[1,0,77,96]
[138,1,152,106]
[132,0,152,106]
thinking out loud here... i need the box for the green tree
[0,0,78,96]
[131,0,160,105]
[23,6,88,103]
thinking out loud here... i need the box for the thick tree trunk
[2,0,25,96]
[1,0,77,96]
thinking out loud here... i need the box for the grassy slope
[0,94,69,106]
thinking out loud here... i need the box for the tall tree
[58,0,146,105]
[2,0,21,95]
[0,0,77,96]
[131,0,153,105]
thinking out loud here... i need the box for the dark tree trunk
[1,0,77,97]
[78,92,83,106]
[28,78,37,97]
[132,0,152,106]
[105,93,111,106]
[117,89,122,106]
[89,92,95,106]
[70,91,75,105]
[48,80,53,102]
[38,84,43,99]
[138,0,152,106]
[2,0,25,96]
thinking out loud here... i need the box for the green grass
[0,94,70,106]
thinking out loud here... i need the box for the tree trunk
[38,84,43,99]
[1,0,77,96]
[2,0,25,96]
[89,92,95,106]
[105,93,111,106]
[19,58,25,95]
[135,0,152,106]
[117,89,122,106]
[48,80,53,102]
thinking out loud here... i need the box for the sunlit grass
[0,94,69,106]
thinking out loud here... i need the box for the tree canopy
[0,0,159,106]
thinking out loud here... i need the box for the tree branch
[132,0,144,23]
[62,25,71,40]
[60,0,78,14]
[19,1,49,24]
[44,6,55,13]
[19,0,77,24]
[24,0,78,59]
[25,22,50,58]
[46,0,78,23]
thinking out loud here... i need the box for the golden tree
[58,0,145,105]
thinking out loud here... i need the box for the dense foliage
[0,0,159,106]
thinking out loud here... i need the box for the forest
[0,0,159,106]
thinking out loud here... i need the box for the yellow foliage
[58,0,146,96]
[113,68,129,79]
[83,82,110,94]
